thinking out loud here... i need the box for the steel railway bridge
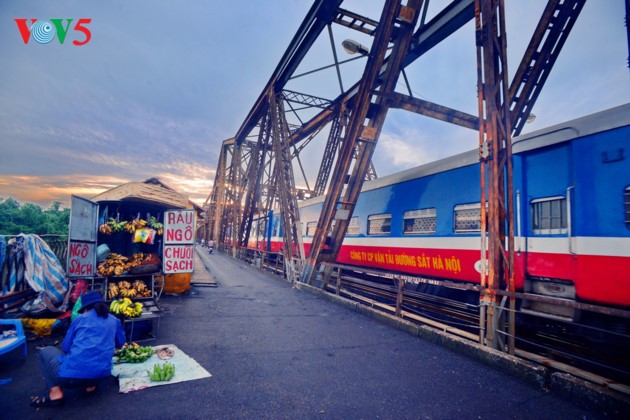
[198,0,630,392]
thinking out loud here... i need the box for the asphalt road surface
[0,246,622,419]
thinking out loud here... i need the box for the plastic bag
[70,279,89,303]
[20,294,50,317]
[71,296,83,320]
[22,318,56,337]
[21,290,68,317]
[133,228,155,244]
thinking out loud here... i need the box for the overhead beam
[333,8,379,35]
[384,91,480,130]
[405,0,475,65]
[283,90,332,109]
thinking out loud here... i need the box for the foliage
[0,198,70,236]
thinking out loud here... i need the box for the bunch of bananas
[109,280,152,299]
[109,297,143,318]
[114,342,154,363]
[99,218,128,234]
[107,282,120,299]
[130,253,158,265]
[97,253,130,276]
[109,218,128,233]
[133,279,150,293]
[148,216,164,236]
[148,363,175,382]
[99,222,113,235]
[125,217,148,234]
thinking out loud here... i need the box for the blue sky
[0,1,628,208]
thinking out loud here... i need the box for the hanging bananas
[99,223,113,235]
[148,216,164,236]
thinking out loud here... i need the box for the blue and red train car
[250,104,630,316]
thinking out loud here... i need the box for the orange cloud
[0,173,213,209]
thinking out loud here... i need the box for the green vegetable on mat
[148,362,175,382]
[114,343,154,363]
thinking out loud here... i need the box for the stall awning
[91,182,188,209]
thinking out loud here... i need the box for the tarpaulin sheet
[22,234,68,304]
[111,344,211,393]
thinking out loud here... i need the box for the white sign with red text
[163,209,195,274]
[67,241,96,277]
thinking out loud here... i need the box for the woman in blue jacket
[30,291,126,407]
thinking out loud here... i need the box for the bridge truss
[202,0,616,352]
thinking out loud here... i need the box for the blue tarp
[1,234,68,306]
[22,234,68,305]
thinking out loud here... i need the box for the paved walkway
[0,250,625,419]
[191,246,217,287]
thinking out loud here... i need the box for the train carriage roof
[300,103,630,208]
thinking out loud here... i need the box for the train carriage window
[257,221,266,238]
[306,222,317,236]
[454,203,481,233]
[403,208,436,234]
[347,217,360,236]
[531,196,567,234]
[625,186,630,229]
[368,214,391,236]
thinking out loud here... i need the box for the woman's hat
[79,291,104,312]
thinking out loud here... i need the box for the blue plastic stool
[0,319,27,384]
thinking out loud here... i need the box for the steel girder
[269,92,306,282]
[209,0,589,301]
[207,139,232,245]
[473,0,587,352]
[475,0,514,352]
[239,108,273,249]
[301,0,425,283]
[205,138,259,253]
[509,0,587,137]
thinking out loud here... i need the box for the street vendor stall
[68,181,197,340]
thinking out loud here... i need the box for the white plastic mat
[111,344,211,393]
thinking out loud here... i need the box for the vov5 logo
[15,18,92,46]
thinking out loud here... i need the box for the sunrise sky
[1,0,628,209]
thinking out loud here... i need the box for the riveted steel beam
[301,0,425,284]
[384,91,480,130]
[509,0,586,137]
[475,0,515,352]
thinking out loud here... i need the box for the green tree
[0,198,21,234]
[45,202,71,234]
[0,198,69,235]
